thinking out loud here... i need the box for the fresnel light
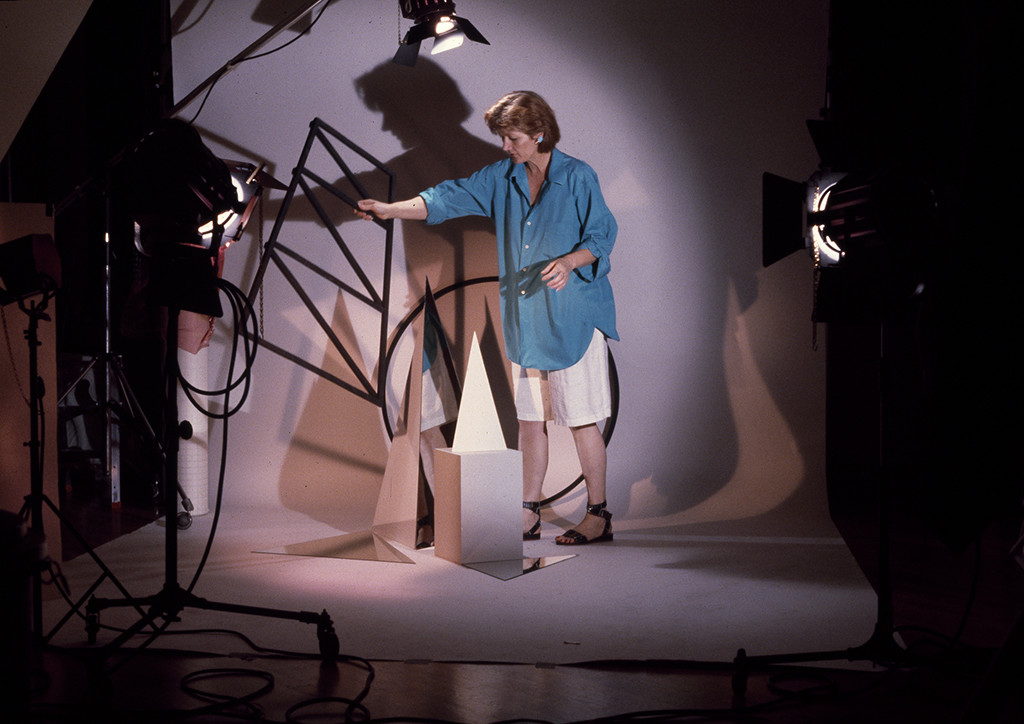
[198,160,286,250]
[119,119,248,316]
[806,171,880,269]
[393,0,489,66]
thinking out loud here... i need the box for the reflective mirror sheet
[463,555,576,581]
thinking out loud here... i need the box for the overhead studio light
[393,0,489,67]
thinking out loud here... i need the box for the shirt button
[520,290,526,295]
[526,221,531,226]
[524,244,530,249]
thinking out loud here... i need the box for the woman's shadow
[351,58,506,306]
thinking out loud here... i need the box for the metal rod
[169,0,330,117]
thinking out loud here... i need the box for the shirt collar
[505,147,568,186]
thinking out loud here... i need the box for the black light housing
[202,160,287,248]
[117,119,240,316]
[0,234,61,307]
[393,0,489,67]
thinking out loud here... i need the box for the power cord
[186,0,334,125]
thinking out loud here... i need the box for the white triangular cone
[452,333,506,453]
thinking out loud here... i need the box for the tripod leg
[56,356,99,406]
[108,356,195,520]
[34,494,151,640]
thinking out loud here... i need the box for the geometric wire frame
[246,117,395,407]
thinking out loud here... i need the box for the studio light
[199,160,286,250]
[0,234,61,307]
[394,0,489,67]
[807,174,845,267]
[806,171,882,267]
[118,119,240,316]
[763,168,899,271]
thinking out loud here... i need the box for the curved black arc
[381,276,619,506]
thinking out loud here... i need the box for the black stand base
[731,619,905,697]
[81,301,340,661]
[86,583,340,659]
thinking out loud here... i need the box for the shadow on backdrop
[271,60,508,529]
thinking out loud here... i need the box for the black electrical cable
[177,279,259,418]
[180,667,275,710]
[243,0,333,62]
[183,280,251,593]
[35,625,378,724]
[186,0,334,125]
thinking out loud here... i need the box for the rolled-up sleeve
[421,166,497,224]
[571,165,617,283]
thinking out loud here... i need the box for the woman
[357,90,618,545]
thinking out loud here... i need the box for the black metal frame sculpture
[246,117,395,407]
[246,117,618,511]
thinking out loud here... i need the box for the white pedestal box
[434,447,523,565]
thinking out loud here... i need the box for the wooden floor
[25,644,1018,723]
[20,500,1024,723]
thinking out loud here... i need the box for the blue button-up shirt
[420,148,617,371]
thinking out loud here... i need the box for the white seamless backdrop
[169,0,832,537]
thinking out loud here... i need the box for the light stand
[731,320,905,694]
[84,298,339,658]
[737,169,918,694]
[83,118,339,659]
[1,234,144,644]
[56,194,196,520]
[20,279,58,636]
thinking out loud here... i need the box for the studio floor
[23,497,1024,723]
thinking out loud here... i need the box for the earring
[537,135,544,144]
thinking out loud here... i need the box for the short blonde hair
[484,91,560,153]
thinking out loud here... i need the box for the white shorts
[513,330,611,427]
[420,361,459,431]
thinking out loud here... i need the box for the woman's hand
[542,249,596,291]
[355,198,388,221]
[542,257,574,291]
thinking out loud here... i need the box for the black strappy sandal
[556,501,613,545]
[523,501,541,541]
[416,515,434,549]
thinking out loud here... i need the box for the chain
[258,193,265,337]
[811,241,821,351]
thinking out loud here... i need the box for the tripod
[55,190,199,522]
[60,350,197,528]
[12,280,145,644]
[83,295,339,658]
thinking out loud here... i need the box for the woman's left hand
[542,257,573,291]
